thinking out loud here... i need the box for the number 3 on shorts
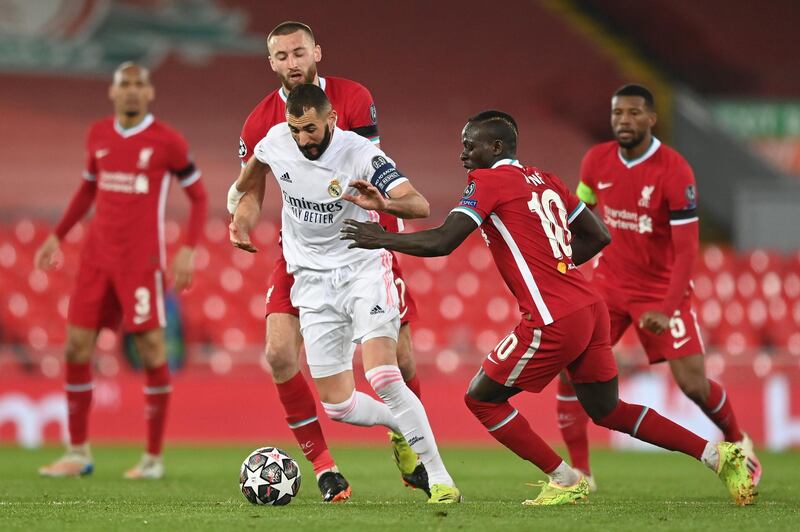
[134,286,151,318]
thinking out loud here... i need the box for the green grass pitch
[0,445,797,531]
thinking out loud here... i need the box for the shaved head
[113,61,151,86]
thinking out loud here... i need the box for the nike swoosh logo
[133,315,151,325]
[95,149,110,159]
[486,353,498,365]
[597,182,613,190]
[673,337,691,349]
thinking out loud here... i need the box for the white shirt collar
[114,113,154,138]
[618,137,661,169]
[491,158,523,169]
[279,76,327,103]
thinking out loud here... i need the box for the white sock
[701,442,720,472]
[322,390,400,433]
[548,461,580,487]
[366,365,454,487]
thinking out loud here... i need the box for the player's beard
[282,63,318,92]
[299,125,332,160]
[616,129,646,150]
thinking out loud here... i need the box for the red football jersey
[451,159,599,327]
[239,76,404,232]
[577,138,698,297]
[83,114,200,270]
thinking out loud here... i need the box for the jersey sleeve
[169,132,201,188]
[665,156,699,225]
[576,149,598,206]
[344,83,379,143]
[449,171,500,226]
[549,172,585,224]
[239,110,262,165]
[355,143,408,195]
[83,126,98,182]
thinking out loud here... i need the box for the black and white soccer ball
[239,447,301,505]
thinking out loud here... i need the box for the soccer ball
[239,447,301,505]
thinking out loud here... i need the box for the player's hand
[639,310,670,335]
[171,245,194,291]
[342,179,388,212]
[34,234,61,270]
[229,192,260,253]
[339,219,386,249]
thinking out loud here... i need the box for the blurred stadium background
[1,0,799,452]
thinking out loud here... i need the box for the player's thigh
[265,312,303,364]
[482,311,594,393]
[349,254,401,345]
[299,308,355,381]
[593,281,632,346]
[361,320,401,371]
[131,327,167,368]
[567,301,619,386]
[114,269,166,332]
[631,298,705,364]
[67,262,121,332]
[265,254,300,319]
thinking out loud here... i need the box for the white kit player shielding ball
[227,84,461,504]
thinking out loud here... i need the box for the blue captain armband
[369,156,407,195]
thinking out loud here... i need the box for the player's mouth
[616,129,635,141]
[288,72,304,83]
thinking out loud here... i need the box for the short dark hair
[467,110,518,152]
[613,84,655,110]
[267,21,315,52]
[286,84,331,118]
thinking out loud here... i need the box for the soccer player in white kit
[228,84,460,504]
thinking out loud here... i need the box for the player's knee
[64,335,92,364]
[265,342,299,379]
[676,376,709,404]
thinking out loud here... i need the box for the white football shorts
[290,251,400,378]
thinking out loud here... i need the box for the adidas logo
[280,172,292,183]
[369,305,384,315]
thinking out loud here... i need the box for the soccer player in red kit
[556,84,761,488]
[342,110,755,506]
[35,62,208,479]
[235,21,424,502]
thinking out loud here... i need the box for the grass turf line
[0,445,797,531]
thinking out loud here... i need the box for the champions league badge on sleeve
[328,178,342,197]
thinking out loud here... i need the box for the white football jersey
[255,124,409,271]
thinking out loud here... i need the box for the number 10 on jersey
[527,190,573,260]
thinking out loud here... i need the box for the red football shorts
[67,261,166,332]
[265,252,418,325]
[593,278,705,364]
[482,301,619,392]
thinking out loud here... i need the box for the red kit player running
[342,110,755,506]
[35,62,208,479]
[234,21,423,502]
[556,84,761,489]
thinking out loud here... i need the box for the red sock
[465,394,562,473]
[598,400,707,459]
[65,362,93,446]
[144,364,171,456]
[275,372,335,475]
[404,375,422,400]
[701,380,744,442]
[557,379,591,474]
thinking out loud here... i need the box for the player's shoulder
[149,117,185,139]
[87,116,115,137]
[263,121,292,144]
[325,76,372,96]
[585,140,618,161]
[244,90,283,126]
[656,141,691,166]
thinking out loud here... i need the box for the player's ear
[649,111,658,129]
[314,44,322,63]
[328,109,338,128]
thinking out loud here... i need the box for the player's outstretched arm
[35,179,98,270]
[227,156,270,214]
[342,180,430,219]
[340,211,476,257]
[568,207,611,265]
